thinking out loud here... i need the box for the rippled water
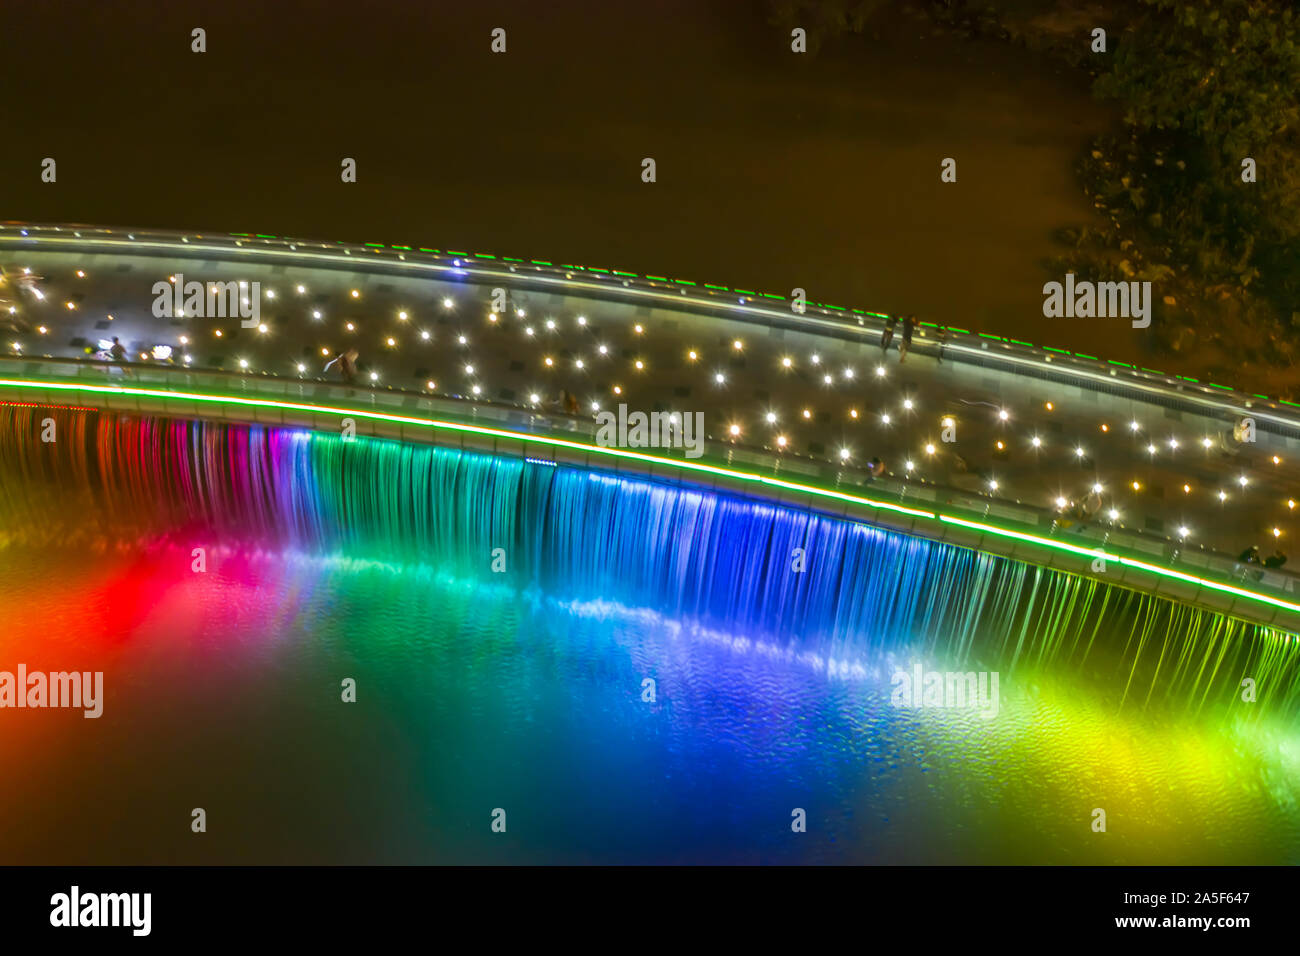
[2,541,1296,865]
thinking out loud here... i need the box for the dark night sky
[1,0,1134,359]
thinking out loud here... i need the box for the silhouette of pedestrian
[898,315,918,363]
[936,326,951,364]
[1264,550,1288,569]
[109,336,132,377]
[880,315,898,354]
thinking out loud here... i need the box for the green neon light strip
[614,271,637,277]
[587,267,608,274]
[941,514,1300,615]
[503,257,522,262]
[474,253,496,259]
[940,515,1111,561]
[1043,346,1069,355]
[704,284,728,291]
[734,289,755,296]
[530,260,552,266]
[1008,339,1033,347]
[364,243,384,248]
[1075,353,1099,360]
[646,275,667,282]
[1209,383,1233,391]
[4,375,1298,621]
[392,245,412,251]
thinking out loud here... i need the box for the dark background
[0,0,1116,352]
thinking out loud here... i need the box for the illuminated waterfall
[2,404,1297,721]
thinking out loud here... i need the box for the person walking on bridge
[898,315,918,363]
[936,326,951,365]
[879,315,898,355]
[108,336,133,378]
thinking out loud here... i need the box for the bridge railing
[3,353,1299,628]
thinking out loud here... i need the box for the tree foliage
[1093,0,1300,307]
